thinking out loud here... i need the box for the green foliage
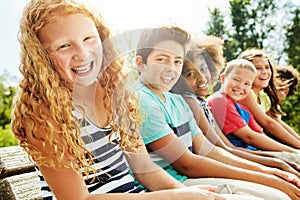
[282,8,300,134]
[0,74,17,128]
[285,8,300,71]
[0,73,18,147]
[205,8,226,37]
[281,90,300,134]
[0,124,19,147]
[205,0,279,61]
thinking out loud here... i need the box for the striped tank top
[39,111,143,199]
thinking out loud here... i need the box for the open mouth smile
[72,61,94,75]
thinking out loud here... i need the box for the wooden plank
[0,146,36,179]
[0,171,42,200]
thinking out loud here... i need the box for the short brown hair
[136,26,191,64]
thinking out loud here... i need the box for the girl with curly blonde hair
[11,0,226,200]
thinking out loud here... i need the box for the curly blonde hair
[11,0,140,177]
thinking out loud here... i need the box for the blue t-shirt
[137,83,201,183]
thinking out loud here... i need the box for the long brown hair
[238,48,282,116]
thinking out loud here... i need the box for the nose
[165,63,176,73]
[261,67,269,74]
[236,81,244,89]
[196,72,206,83]
[73,44,89,61]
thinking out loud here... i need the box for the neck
[73,81,98,108]
[143,82,166,102]
[252,87,261,96]
[73,82,108,127]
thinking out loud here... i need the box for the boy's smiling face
[221,67,255,101]
[137,40,184,94]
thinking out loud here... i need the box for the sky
[0,0,229,84]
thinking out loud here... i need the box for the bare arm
[39,166,225,200]
[233,126,297,152]
[239,94,300,149]
[147,133,300,199]
[184,97,227,148]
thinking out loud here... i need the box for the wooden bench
[0,146,42,200]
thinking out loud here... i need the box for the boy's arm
[232,126,297,152]
[146,132,248,178]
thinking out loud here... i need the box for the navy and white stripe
[39,111,143,199]
[146,121,193,162]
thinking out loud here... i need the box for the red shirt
[207,91,263,135]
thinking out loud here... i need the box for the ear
[136,55,145,72]
[220,73,225,84]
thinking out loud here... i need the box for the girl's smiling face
[39,13,103,88]
[182,61,210,97]
[251,56,271,91]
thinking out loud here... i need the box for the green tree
[204,7,235,61]
[0,125,18,147]
[0,75,17,128]
[285,8,300,71]
[205,0,279,61]
[205,8,226,37]
[282,8,300,134]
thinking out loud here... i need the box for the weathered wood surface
[0,146,42,200]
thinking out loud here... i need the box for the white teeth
[259,77,268,80]
[197,81,208,88]
[72,63,91,74]
[197,84,206,88]
[162,77,173,82]
[232,89,242,95]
